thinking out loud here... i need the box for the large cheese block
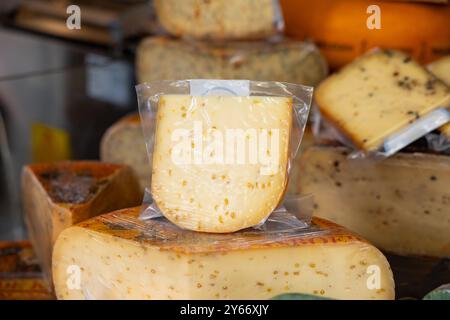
[100,114,149,191]
[151,95,291,233]
[52,207,395,300]
[22,161,141,287]
[316,49,450,152]
[428,56,450,138]
[136,37,327,86]
[280,0,450,69]
[154,0,281,40]
[296,145,450,258]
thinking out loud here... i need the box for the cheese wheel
[154,0,281,40]
[101,114,150,191]
[52,207,395,300]
[136,37,327,86]
[22,161,141,288]
[297,145,450,258]
[280,0,450,69]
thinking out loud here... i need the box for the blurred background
[0,0,156,240]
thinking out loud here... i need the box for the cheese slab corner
[151,94,291,233]
[315,49,450,152]
[296,145,450,258]
[22,161,142,286]
[52,207,395,300]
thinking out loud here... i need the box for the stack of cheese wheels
[280,0,450,69]
[136,0,327,87]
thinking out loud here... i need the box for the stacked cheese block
[106,0,327,193]
[295,50,450,297]
[136,1,327,87]
[52,207,394,300]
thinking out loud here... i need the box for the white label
[189,80,250,96]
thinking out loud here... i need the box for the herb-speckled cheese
[428,55,450,139]
[22,161,141,287]
[154,0,280,40]
[296,145,450,258]
[316,49,450,152]
[101,114,149,192]
[151,95,291,233]
[52,207,395,300]
[136,37,327,86]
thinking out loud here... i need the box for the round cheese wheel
[280,0,450,69]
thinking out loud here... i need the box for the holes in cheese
[316,49,450,152]
[52,207,395,300]
[151,95,292,233]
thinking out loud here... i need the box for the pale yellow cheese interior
[316,49,450,151]
[297,145,450,258]
[151,95,292,233]
[52,208,395,300]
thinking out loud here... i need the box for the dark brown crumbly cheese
[38,171,107,204]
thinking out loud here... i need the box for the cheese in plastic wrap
[136,80,313,233]
[52,207,395,300]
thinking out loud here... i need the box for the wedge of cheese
[136,37,327,87]
[151,95,291,233]
[316,49,450,152]
[52,207,395,300]
[154,0,281,40]
[22,161,141,287]
[296,145,450,258]
[428,55,450,139]
[101,114,149,191]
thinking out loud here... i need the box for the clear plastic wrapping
[136,80,313,233]
[312,108,450,157]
